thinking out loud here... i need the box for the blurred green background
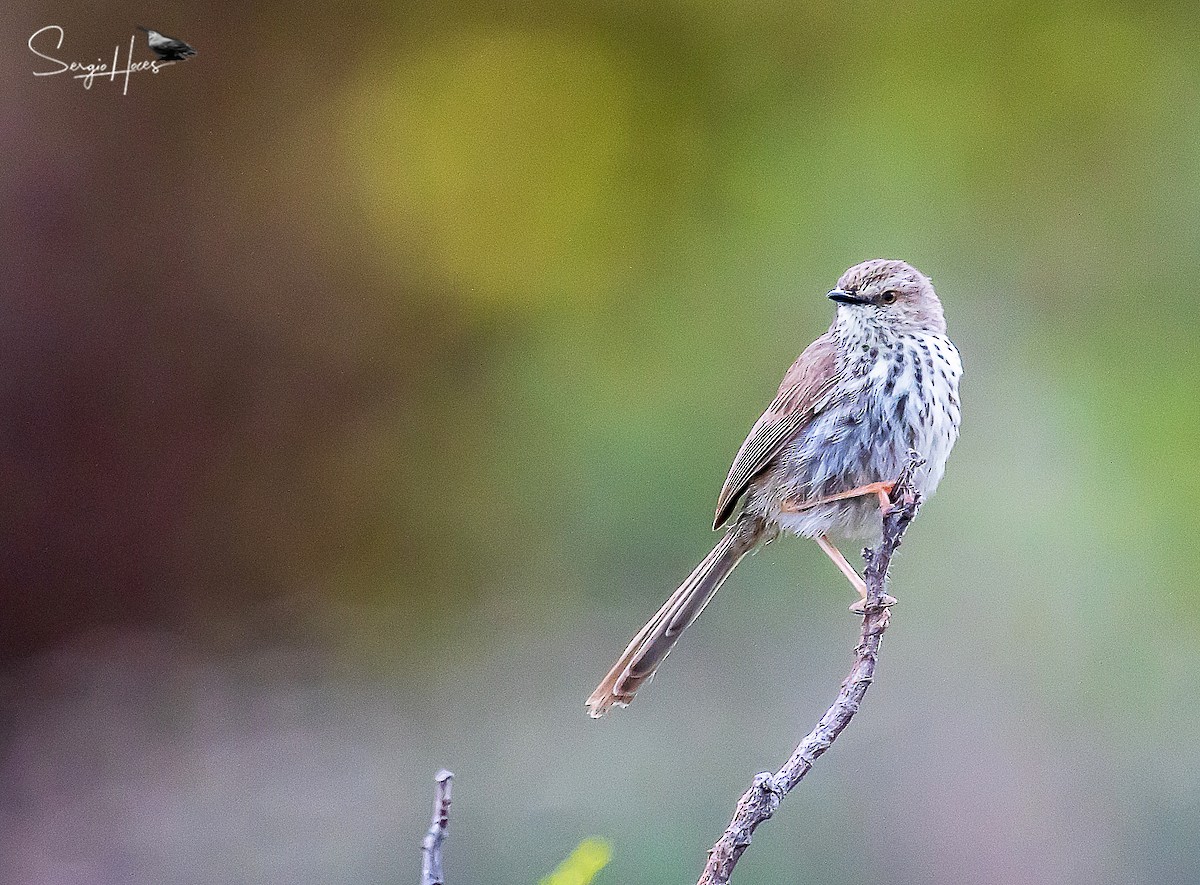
[3,1,1200,883]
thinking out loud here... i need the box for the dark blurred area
[2,1,1200,883]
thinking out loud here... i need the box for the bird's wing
[712,332,841,529]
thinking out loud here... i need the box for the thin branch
[421,769,454,885]
[698,453,926,885]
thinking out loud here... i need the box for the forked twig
[698,453,926,884]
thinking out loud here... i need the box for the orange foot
[849,593,898,615]
[780,480,896,516]
[814,534,898,614]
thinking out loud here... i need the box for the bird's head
[827,258,945,336]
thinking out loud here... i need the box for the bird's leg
[780,480,896,515]
[814,534,897,614]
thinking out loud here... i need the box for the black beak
[828,289,868,305]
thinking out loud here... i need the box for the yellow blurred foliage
[539,838,612,885]
[343,28,647,305]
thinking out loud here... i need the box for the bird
[137,26,196,62]
[586,258,962,718]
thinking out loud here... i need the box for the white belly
[751,333,961,543]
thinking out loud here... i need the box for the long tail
[586,515,767,717]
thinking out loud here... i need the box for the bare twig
[421,769,454,885]
[698,454,926,885]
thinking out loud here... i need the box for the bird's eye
[880,290,898,305]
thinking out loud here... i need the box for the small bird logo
[136,26,196,62]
